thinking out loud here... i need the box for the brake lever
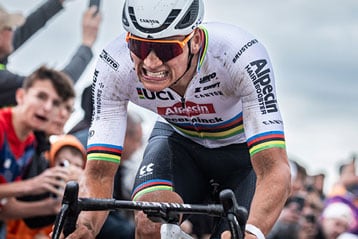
[62,181,81,237]
[219,189,248,239]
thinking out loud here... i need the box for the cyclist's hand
[50,222,96,239]
[221,231,231,239]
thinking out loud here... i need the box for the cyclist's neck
[169,53,199,96]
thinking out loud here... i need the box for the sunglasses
[126,31,194,62]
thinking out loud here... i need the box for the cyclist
[64,0,291,238]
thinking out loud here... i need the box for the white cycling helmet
[122,0,204,39]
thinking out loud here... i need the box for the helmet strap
[171,41,194,86]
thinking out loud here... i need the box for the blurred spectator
[320,202,356,239]
[0,1,101,108]
[96,111,143,239]
[0,66,74,238]
[338,233,358,239]
[312,173,326,201]
[324,196,358,236]
[290,159,308,196]
[7,134,86,239]
[267,195,304,239]
[298,189,325,239]
[328,159,358,205]
[5,64,80,237]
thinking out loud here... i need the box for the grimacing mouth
[143,68,168,78]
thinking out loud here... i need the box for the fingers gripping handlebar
[52,181,248,239]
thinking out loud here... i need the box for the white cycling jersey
[87,22,285,163]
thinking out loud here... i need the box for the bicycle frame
[52,181,248,239]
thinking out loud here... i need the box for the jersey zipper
[181,97,186,108]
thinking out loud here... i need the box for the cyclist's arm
[246,147,291,236]
[70,44,129,237]
[232,35,291,237]
[76,160,120,236]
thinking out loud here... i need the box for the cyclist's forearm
[79,160,118,198]
[77,160,119,235]
[248,148,291,235]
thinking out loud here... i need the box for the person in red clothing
[0,65,75,237]
[7,134,87,239]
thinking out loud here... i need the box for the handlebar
[52,181,248,239]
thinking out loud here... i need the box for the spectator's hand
[43,196,63,215]
[26,166,69,196]
[82,6,102,47]
[66,164,84,182]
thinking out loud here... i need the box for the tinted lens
[128,39,183,62]
[153,43,183,62]
[128,39,150,60]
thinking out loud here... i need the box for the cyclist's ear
[190,28,203,54]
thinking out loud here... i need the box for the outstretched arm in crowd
[12,0,65,53]
[0,166,69,198]
[0,3,102,107]
[62,6,102,83]
[0,196,61,220]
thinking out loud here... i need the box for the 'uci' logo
[137,88,174,101]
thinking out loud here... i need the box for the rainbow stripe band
[131,179,173,201]
[87,143,122,163]
[171,112,244,140]
[247,131,286,156]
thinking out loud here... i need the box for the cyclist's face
[130,35,192,92]
[16,79,62,132]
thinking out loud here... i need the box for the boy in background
[7,134,86,239]
[0,66,74,237]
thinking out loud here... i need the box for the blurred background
[2,0,357,192]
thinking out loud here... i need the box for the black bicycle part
[52,182,248,239]
[219,189,248,239]
[52,181,81,239]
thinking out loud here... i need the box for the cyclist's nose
[143,50,163,67]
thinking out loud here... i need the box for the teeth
[146,70,166,78]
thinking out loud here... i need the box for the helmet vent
[175,0,199,30]
[122,6,129,27]
[128,6,181,34]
